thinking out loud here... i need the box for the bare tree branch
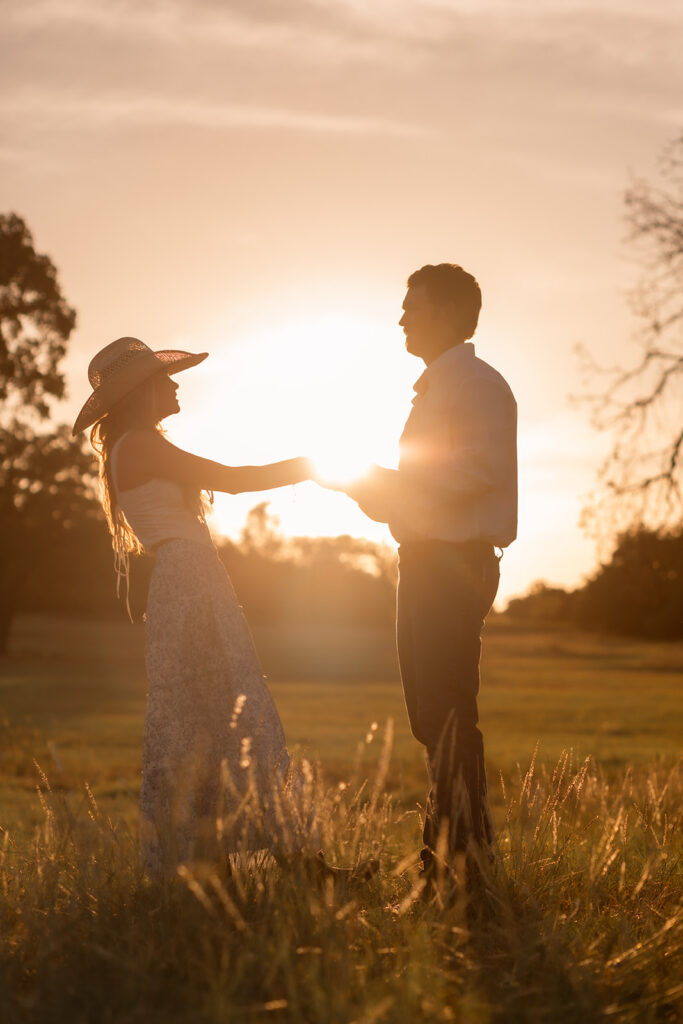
[580,133,683,540]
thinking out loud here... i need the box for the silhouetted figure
[341,265,517,884]
[73,337,313,875]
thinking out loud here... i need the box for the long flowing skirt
[140,539,301,875]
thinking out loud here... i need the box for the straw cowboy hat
[72,337,208,436]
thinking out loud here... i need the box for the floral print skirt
[140,539,300,875]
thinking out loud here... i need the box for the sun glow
[154,311,599,606]
[169,309,419,539]
[311,450,376,489]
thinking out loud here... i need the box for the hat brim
[153,350,208,375]
[72,349,208,436]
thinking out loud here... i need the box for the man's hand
[312,462,402,524]
[342,464,401,524]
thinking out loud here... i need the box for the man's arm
[341,375,516,525]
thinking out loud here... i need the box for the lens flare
[311,450,375,488]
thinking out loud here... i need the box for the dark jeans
[397,540,500,868]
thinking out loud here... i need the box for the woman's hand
[289,456,315,486]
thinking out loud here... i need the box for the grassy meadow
[1,614,682,1022]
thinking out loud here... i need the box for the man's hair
[407,263,482,339]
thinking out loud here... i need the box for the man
[344,263,517,884]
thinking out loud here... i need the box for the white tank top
[110,434,213,553]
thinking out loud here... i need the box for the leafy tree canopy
[0,213,95,654]
[0,212,77,420]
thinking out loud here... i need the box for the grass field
[1,615,682,1022]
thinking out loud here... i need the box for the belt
[399,538,497,558]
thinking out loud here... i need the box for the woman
[72,336,313,876]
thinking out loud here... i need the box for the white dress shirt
[387,342,517,547]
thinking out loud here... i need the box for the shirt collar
[413,342,475,395]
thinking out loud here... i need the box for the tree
[0,213,97,653]
[581,133,683,537]
[574,528,683,640]
[505,582,577,625]
[502,530,682,639]
[218,501,396,630]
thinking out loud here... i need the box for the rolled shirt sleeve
[389,347,518,546]
[345,344,517,546]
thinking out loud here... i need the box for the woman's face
[153,373,180,422]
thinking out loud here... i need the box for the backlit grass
[1,615,682,1021]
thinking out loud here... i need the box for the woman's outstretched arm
[115,430,313,493]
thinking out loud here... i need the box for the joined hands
[310,461,399,525]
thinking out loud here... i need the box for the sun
[311,447,376,489]
[170,308,419,538]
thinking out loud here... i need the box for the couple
[72,262,518,883]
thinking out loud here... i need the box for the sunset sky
[2,0,681,604]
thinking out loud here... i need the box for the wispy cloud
[0,145,32,165]
[0,90,435,140]
[7,0,683,64]
[5,0,681,104]
[6,0,413,66]
[656,108,683,127]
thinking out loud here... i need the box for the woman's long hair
[90,410,143,558]
[90,374,209,557]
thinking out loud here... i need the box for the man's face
[399,285,444,361]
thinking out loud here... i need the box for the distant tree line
[16,501,397,633]
[19,504,682,641]
[3,208,681,650]
[506,528,683,640]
